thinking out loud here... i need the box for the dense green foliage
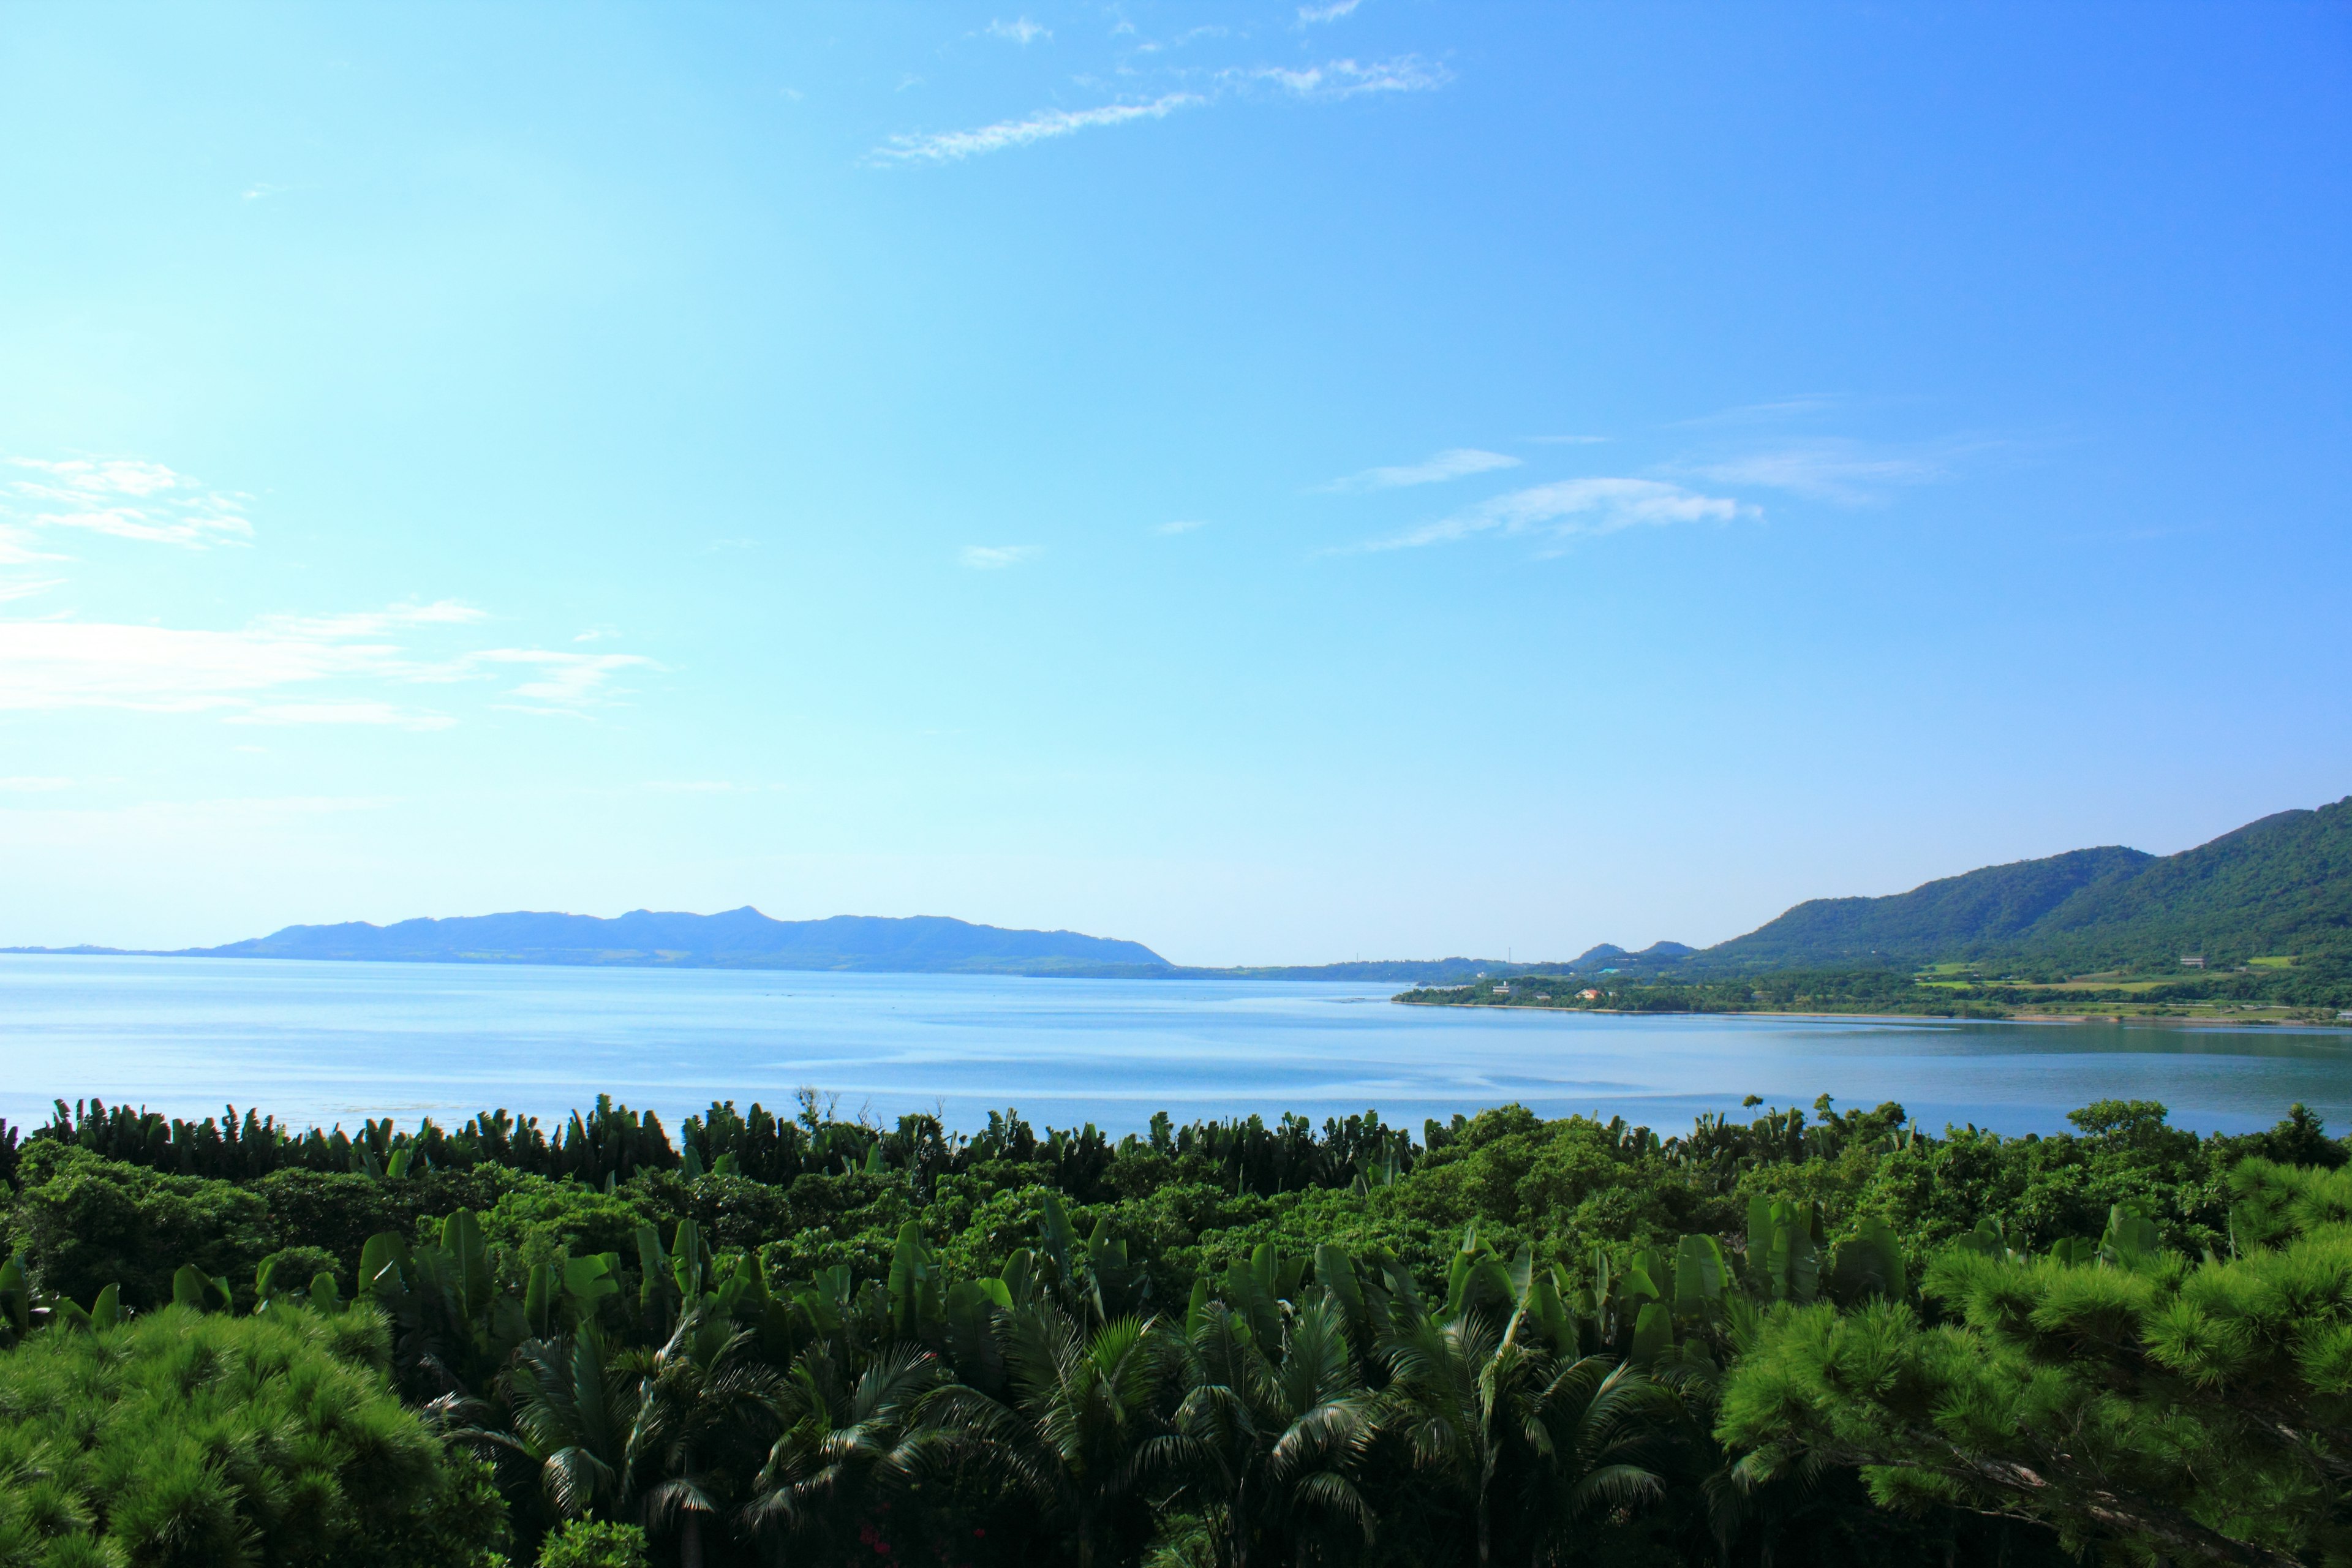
[0,1300,508,1566]
[7,1090,2352,1566]
[1720,1155,2352,1566]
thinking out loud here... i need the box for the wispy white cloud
[1324,448,1520,492]
[459,649,655,705]
[1230,55,1450,98]
[1298,0,1363,21]
[1153,519,1208,535]
[1681,438,1980,503]
[0,527,66,567]
[875,37,1446,166]
[874,93,1202,164]
[0,602,651,727]
[0,777,74,791]
[1353,477,1748,552]
[251,601,488,640]
[0,617,443,723]
[986,16,1049,44]
[0,454,658,728]
[4,458,253,548]
[960,544,1042,570]
[1126,24,1230,55]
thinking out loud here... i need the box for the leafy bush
[7,1141,270,1310]
[538,1518,650,1567]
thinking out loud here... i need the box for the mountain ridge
[179,908,1172,976]
[1688,796,2352,972]
[9,796,2345,981]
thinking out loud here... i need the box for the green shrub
[7,1142,270,1310]
[537,1519,649,1567]
[0,1302,508,1566]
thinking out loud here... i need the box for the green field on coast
[1401,957,2352,1025]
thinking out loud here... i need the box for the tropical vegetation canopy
[4,1088,2351,1566]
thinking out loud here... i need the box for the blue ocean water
[2,953,2348,1140]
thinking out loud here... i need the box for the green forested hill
[1703,795,2352,971]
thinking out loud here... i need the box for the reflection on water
[3,954,2348,1139]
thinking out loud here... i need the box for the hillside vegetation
[6,1090,2352,1566]
[1701,796,2352,973]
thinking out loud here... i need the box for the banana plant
[361,1209,531,1398]
[172,1262,234,1313]
[1951,1216,2032,1264]
[48,1282,121,1332]
[886,1219,948,1348]
[0,1256,32,1347]
[1826,1216,1909,1303]
[1743,1195,1823,1305]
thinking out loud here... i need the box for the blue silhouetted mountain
[186,908,1172,976]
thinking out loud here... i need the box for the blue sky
[1,2,2347,963]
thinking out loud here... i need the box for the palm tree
[1147,1294,1378,1568]
[1381,1296,1672,1568]
[739,1340,943,1555]
[627,1310,782,1568]
[927,1301,1171,1568]
[508,1311,778,1568]
[1507,1354,1678,1567]
[507,1325,646,1524]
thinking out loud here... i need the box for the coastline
[1393,997,2352,1031]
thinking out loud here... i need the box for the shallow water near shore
[2,953,2348,1140]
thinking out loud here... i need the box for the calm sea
[2,954,2348,1141]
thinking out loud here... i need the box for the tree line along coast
[2,1087,2350,1566]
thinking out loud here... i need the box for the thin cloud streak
[1230,56,1450,98]
[872,51,1447,165]
[1351,477,1748,552]
[1324,448,1520,491]
[874,94,1201,164]
[1683,437,1993,503]
[4,457,254,548]
[461,649,655,705]
[961,545,1042,569]
[0,603,654,726]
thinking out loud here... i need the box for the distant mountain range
[173,910,1170,976]
[9,795,2343,980]
[4,909,1523,982]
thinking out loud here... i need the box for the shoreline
[1394,997,2352,1031]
